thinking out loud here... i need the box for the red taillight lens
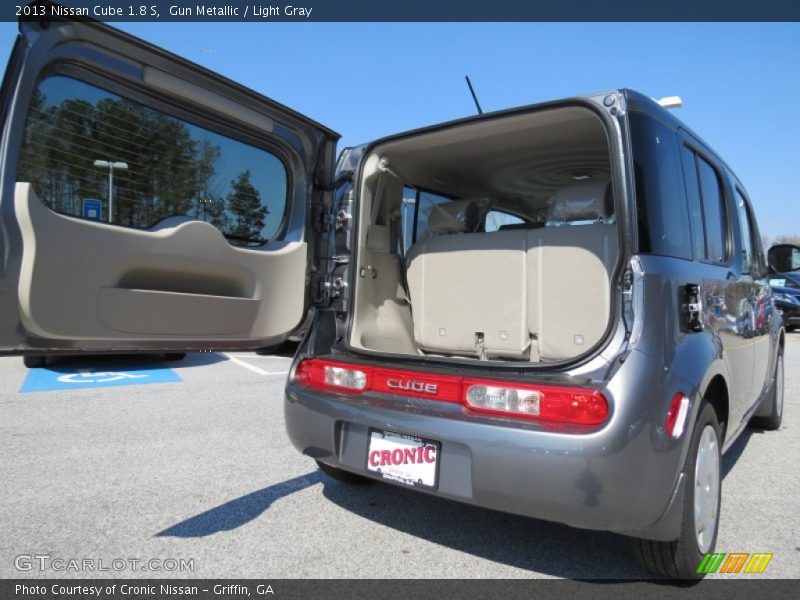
[294,359,369,393]
[665,393,690,438]
[463,379,608,425]
[293,359,609,428]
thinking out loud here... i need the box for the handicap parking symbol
[20,364,182,393]
[57,370,151,384]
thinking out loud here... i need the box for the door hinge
[314,207,351,233]
[312,272,348,304]
[314,170,353,192]
[683,283,703,332]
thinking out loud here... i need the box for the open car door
[0,7,339,355]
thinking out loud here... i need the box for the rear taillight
[465,384,541,416]
[294,359,368,393]
[464,380,608,425]
[665,393,690,438]
[292,359,609,429]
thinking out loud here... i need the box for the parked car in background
[0,11,785,580]
[771,285,800,331]
[768,244,800,331]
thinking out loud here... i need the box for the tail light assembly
[665,392,691,438]
[293,358,609,429]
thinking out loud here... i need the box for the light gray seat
[406,227,530,359]
[405,184,618,362]
[526,181,617,360]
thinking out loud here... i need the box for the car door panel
[0,16,338,354]
[741,196,772,402]
[16,183,308,342]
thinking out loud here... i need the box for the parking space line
[222,353,289,377]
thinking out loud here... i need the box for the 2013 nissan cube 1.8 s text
[0,7,786,579]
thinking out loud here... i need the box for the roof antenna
[465,75,483,115]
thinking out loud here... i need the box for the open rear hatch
[347,102,624,368]
[0,10,339,355]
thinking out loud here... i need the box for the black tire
[316,461,375,485]
[631,400,722,579]
[750,351,784,431]
[164,352,186,361]
[23,355,47,368]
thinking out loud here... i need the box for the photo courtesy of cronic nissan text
[0,1,798,598]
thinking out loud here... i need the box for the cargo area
[349,105,619,363]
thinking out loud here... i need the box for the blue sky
[1,22,798,240]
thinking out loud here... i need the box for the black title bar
[5,0,800,22]
[3,579,800,600]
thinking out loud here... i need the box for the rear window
[485,210,526,232]
[17,75,288,246]
[629,112,692,260]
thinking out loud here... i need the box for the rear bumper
[284,349,695,541]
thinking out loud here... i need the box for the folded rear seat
[405,200,530,359]
[405,183,617,362]
[527,182,617,360]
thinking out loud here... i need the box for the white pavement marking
[221,353,290,377]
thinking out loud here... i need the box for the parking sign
[82,198,103,221]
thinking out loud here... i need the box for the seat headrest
[549,181,612,222]
[424,197,489,236]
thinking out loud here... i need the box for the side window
[484,210,526,232]
[696,156,728,264]
[401,187,454,249]
[628,112,692,260]
[735,190,755,274]
[680,146,707,260]
[401,187,417,253]
[17,76,288,246]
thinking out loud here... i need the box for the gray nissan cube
[0,10,785,579]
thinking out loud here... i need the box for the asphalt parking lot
[1,335,798,579]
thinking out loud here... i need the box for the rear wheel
[631,400,721,579]
[23,355,47,368]
[750,352,783,430]
[316,461,374,485]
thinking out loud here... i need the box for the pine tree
[226,170,267,244]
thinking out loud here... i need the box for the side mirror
[767,243,800,274]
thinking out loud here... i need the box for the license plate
[366,429,440,489]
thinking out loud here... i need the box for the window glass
[696,155,728,263]
[735,190,755,274]
[484,210,525,232]
[680,147,707,260]
[629,112,691,259]
[401,188,452,241]
[400,186,417,253]
[416,190,457,239]
[17,76,288,246]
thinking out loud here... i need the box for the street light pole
[93,160,128,223]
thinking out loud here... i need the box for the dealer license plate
[366,429,440,489]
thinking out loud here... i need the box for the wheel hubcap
[693,425,720,554]
[775,355,784,418]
